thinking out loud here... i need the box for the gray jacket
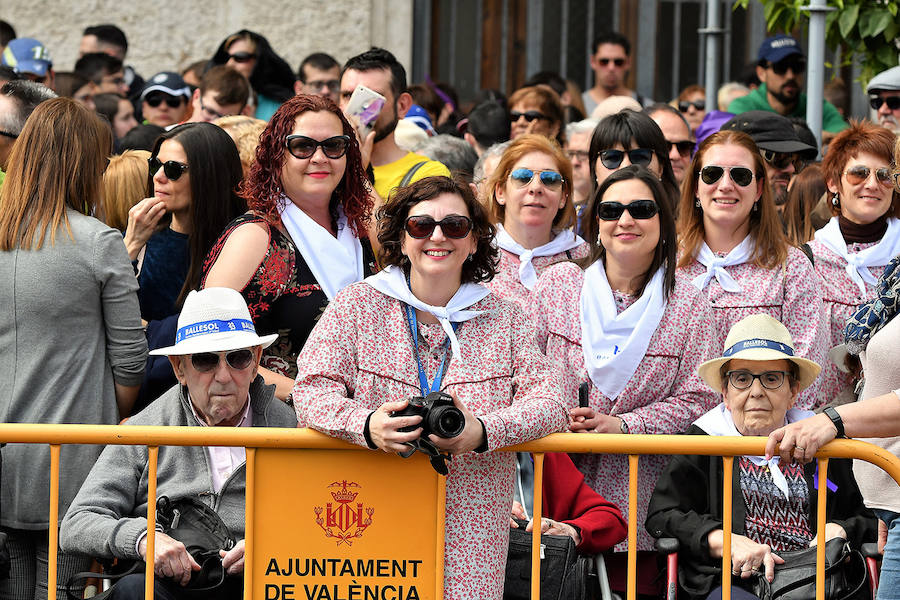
[59,376,297,560]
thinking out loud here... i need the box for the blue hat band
[176,318,256,344]
[723,338,794,358]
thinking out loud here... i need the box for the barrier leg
[146,446,158,600]
[627,455,638,600]
[722,456,733,600]
[245,447,255,600]
[531,453,544,600]
[48,444,60,600]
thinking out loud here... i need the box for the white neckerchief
[364,265,489,358]
[279,198,363,300]
[694,403,813,499]
[692,235,755,293]
[495,224,585,290]
[814,217,900,296]
[580,263,667,400]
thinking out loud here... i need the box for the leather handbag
[749,538,867,600]
[503,519,594,600]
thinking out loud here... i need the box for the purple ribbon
[814,465,838,492]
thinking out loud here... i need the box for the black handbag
[66,495,236,599]
[748,538,868,600]
[503,519,594,600]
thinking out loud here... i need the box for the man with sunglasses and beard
[140,71,191,128]
[61,287,297,600]
[582,32,648,116]
[866,66,900,135]
[727,35,846,142]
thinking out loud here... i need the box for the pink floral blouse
[527,262,720,551]
[484,242,591,309]
[678,246,829,410]
[807,239,885,403]
[293,282,568,600]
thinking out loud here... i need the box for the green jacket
[727,84,847,133]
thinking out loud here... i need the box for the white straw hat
[149,288,278,356]
[697,313,821,392]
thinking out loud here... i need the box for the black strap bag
[503,519,594,600]
[748,538,868,600]
[66,495,236,599]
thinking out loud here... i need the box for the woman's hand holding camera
[429,392,486,455]
[368,399,423,453]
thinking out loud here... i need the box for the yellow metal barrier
[3,423,899,600]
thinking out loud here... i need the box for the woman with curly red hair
[202,94,376,401]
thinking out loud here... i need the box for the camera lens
[428,405,465,438]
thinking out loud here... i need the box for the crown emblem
[314,480,374,546]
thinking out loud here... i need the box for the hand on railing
[568,406,622,434]
[765,413,838,466]
[706,529,784,582]
[220,539,245,575]
[139,531,201,586]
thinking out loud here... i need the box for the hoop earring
[831,193,840,208]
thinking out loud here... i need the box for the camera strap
[404,303,459,396]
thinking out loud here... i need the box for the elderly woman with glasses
[647,314,875,600]
[202,94,376,403]
[508,84,565,145]
[676,130,828,410]
[482,134,588,308]
[293,176,568,599]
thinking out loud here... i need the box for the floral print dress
[484,243,590,309]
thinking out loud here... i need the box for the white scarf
[580,263,667,400]
[813,217,900,296]
[279,198,364,301]
[694,403,813,499]
[494,224,585,290]
[692,235,755,293]
[364,266,489,358]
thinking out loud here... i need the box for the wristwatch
[823,406,846,438]
[619,418,629,434]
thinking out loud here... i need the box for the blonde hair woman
[101,150,150,232]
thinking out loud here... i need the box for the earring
[752,202,759,212]
[596,232,602,245]
[695,199,701,208]
[466,253,474,262]
[831,193,840,207]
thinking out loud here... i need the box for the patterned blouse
[484,242,590,309]
[292,282,568,600]
[740,458,812,551]
[527,262,720,551]
[678,246,829,410]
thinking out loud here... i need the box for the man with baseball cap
[1,37,54,89]
[61,288,297,599]
[727,34,846,138]
[866,66,900,135]
[722,111,817,211]
[140,71,191,127]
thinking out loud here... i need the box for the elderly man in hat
[60,288,297,599]
[867,66,900,135]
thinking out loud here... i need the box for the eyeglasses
[306,79,340,92]
[870,96,900,111]
[666,140,694,158]
[199,99,232,120]
[725,370,791,390]
[761,149,797,170]
[598,58,626,67]
[678,100,705,113]
[510,110,548,123]
[148,156,189,181]
[285,135,351,159]
[699,165,755,187]
[769,59,806,76]
[508,168,565,190]
[102,75,126,86]
[565,149,589,162]
[190,349,255,373]
[0,130,18,139]
[404,215,473,239]
[844,165,893,188]
[144,93,184,109]
[227,51,257,63]
[894,172,900,193]
[599,148,654,170]
[597,199,659,221]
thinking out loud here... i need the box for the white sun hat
[149,288,278,356]
[697,313,821,392]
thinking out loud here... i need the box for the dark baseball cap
[140,71,191,101]
[721,111,815,154]
[758,34,803,65]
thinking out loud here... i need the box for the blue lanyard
[404,303,459,396]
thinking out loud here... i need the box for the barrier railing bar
[816,457,829,600]
[435,464,446,600]
[245,447,256,600]
[627,454,639,600]
[48,444,60,600]
[722,456,734,600]
[531,452,545,600]
[146,446,158,600]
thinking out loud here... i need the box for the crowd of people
[1,18,900,600]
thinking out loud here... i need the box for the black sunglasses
[285,135,351,160]
[598,58,626,67]
[770,59,806,76]
[144,93,184,109]
[666,140,694,158]
[0,130,17,139]
[699,165,755,187]
[761,149,797,170]
[190,349,255,373]
[678,100,705,112]
[599,148,653,170]
[597,199,659,221]
[148,156,189,181]
[870,96,900,111]
[510,110,547,123]
[404,215,473,239]
[227,51,257,63]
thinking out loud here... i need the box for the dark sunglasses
[227,51,257,63]
[678,100,705,112]
[510,110,548,123]
[845,165,893,187]
[597,199,659,221]
[598,58,626,67]
[285,135,351,160]
[148,156,189,181]
[666,140,694,158]
[404,215,473,239]
[770,59,806,76]
[508,168,564,190]
[761,149,797,170]
[599,148,654,170]
[0,130,17,139]
[699,165,755,187]
[870,96,900,111]
[190,349,254,373]
[144,94,184,109]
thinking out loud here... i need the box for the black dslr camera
[390,391,465,475]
